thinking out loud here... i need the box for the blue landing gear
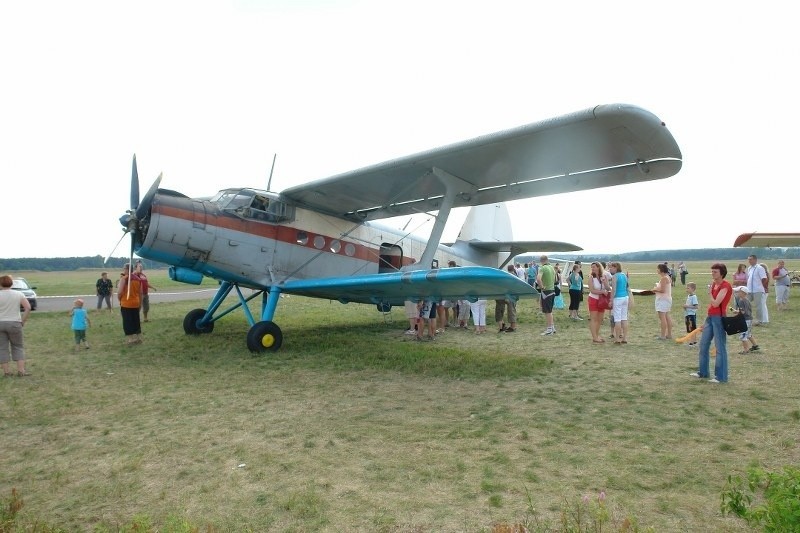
[183,308,214,335]
[246,321,283,353]
[181,281,285,353]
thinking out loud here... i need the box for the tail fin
[455,203,513,243]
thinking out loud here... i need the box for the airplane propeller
[107,155,162,266]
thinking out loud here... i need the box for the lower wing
[277,266,537,306]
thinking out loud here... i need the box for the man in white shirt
[514,263,526,281]
[746,254,769,325]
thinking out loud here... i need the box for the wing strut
[415,167,475,270]
[499,246,528,269]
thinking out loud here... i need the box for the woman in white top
[654,263,673,339]
[587,262,610,343]
[0,275,31,377]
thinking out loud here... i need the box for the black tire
[183,308,214,335]
[247,321,283,353]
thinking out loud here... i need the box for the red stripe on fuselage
[152,203,415,265]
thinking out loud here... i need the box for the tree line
[0,256,166,272]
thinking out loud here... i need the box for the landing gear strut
[181,281,286,353]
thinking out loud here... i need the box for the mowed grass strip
[1,262,798,531]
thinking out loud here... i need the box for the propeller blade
[103,232,127,265]
[131,154,140,211]
[135,173,162,220]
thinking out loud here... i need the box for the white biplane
[118,103,682,352]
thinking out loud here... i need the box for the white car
[11,278,37,311]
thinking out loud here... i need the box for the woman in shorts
[608,262,633,344]
[587,262,610,343]
[653,263,673,339]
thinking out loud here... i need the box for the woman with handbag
[691,263,733,383]
[587,262,611,343]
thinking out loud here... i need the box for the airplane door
[187,200,215,252]
[179,200,215,267]
[378,243,403,273]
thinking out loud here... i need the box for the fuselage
[137,188,502,289]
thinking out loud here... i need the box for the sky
[2,1,798,258]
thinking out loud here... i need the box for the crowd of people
[65,262,162,350]
[402,254,792,385]
[69,261,159,350]
[1,255,792,380]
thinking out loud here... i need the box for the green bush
[721,465,800,531]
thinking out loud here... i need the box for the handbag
[721,312,747,336]
[594,276,611,310]
[597,292,611,310]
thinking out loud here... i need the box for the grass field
[1,262,798,531]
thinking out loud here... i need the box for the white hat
[735,285,749,293]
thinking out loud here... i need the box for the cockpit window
[212,189,294,223]
[211,190,254,210]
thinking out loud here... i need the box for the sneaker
[708,378,720,384]
[504,328,516,333]
[749,345,760,352]
[404,329,416,335]
[688,341,697,346]
[540,328,555,336]
[689,372,702,378]
[17,371,31,377]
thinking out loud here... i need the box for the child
[732,286,759,354]
[416,299,437,341]
[69,298,91,350]
[682,282,699,346]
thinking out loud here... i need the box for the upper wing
[734,232,800,247]
[277,266,537,306]
[281,103,682,222]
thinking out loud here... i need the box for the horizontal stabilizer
[466,240,582,254]
[277,266,537,306]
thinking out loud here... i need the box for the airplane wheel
[183,308,214,335]
[247,321,283,353]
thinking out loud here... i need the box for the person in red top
[117,263,143,345]
[691,263,732,383]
